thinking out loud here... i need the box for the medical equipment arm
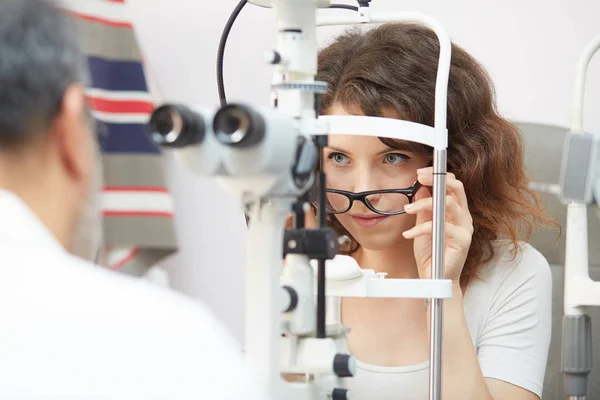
[558,34,600,400]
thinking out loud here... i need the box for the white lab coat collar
[0,189,66,253]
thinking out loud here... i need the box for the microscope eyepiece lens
[213,104,265,147]
[156,119,171,136]
[151,106,182,142]
[154,108,174,135]
[221,115,240,136]
[147,104,206,148]
[215,108,251,144]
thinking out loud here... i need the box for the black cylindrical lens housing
[148,104,206,148]
[213,104,265,147]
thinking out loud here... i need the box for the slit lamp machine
[147,1,478,399]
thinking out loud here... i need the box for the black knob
[282,286,298,313]
[333,354,356,378]
[332,388,350,400]
[265,50,282,65]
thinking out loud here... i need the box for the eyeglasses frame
[322,180,423,216]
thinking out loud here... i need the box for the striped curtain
[60,0,178,277]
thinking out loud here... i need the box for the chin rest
[309,255,371,281]
[307,255,452,299]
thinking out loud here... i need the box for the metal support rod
[429,148,447,400]
[316,137,327,339]
[292,195,308,229]
[317,258,326,338]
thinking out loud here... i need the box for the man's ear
[52,82,92,181]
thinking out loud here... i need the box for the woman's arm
[405,167,548,400]
[429,284,494,399]
[429,284,539,400]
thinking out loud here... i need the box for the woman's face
[323,104,430,251]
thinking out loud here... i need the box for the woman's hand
[403,167,474,285]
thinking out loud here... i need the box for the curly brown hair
[316,23,555,290]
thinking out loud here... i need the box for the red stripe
[105,0,126,3]
[110,248,140,270]
[103,186,169,193]
[104,211,174,218]
[87,97,154,114]
[68,11,132,29]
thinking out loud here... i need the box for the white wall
[129,0,600,342]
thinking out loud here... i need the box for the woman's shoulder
[463,240,553,348]
[469,239,552,295]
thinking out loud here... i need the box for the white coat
[0,190,266,400]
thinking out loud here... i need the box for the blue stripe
[101,123,160,154]
[87,56,148,92]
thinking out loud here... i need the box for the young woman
[308,23,553,400]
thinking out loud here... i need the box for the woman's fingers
[402,220,472,244]
[416,167,469,213]
[412,186,433,225]
[405,195,472,229]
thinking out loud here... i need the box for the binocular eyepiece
[148,103,267,149]
[146,102,317,197]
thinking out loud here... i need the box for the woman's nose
[353,167,378,193]
[366,192,381,206]
[349,167,381,211]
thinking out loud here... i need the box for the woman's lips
[350,215,389,227]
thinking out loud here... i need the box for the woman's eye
[328,152,350,165]
[384,153,409,165]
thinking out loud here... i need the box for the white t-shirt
[0,190,267,400]
[326,241,552,400]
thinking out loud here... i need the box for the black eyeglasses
[320,180,422,216]
[317,160,434,216]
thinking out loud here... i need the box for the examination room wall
[129,0,600,342]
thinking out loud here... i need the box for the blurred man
[0,0,266,398]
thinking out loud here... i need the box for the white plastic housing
[221,107,300,177]
[317,11,451,150]
[319,115,438,147]
[563,35,600,315]
[280,337,339,375]
[281,254,316,335]
[249,0,331,9]
[564,204,600,314]
[309,256,453,299]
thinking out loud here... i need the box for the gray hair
[0,0,89,148]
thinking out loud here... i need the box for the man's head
[0,0,101,255]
